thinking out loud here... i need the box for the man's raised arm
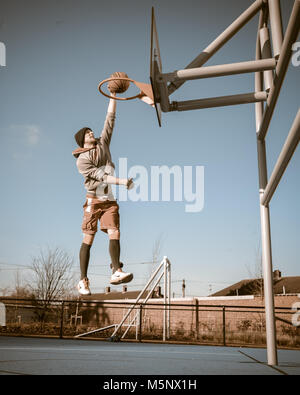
[100,93,117,146]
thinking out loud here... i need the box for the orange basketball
[107,72,130,94]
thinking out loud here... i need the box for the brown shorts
[81,196,120,235]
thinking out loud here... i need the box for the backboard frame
[150,7,162,127]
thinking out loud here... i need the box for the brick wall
[1,294,299,346]
[77,294,299,344]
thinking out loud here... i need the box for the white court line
[238,350,288,375]
[0,346,237,357]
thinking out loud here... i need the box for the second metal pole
[163,258,167,341]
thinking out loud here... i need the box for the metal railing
[0,296,299,348]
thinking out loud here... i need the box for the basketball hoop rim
[98,77,141,100]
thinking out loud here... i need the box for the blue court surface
[0,336,299,375]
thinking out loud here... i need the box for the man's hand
[108,89,116,97]
[138,93,155,107]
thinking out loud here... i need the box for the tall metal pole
[255,9,278,366]
[167,259,171,339]
[259,202,278,365]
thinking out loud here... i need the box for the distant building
[211,270,300,297]
[81,285,164,301]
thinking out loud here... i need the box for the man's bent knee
[107,229,120,240]
[83,233,95,245]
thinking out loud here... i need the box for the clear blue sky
[0,0,299,297]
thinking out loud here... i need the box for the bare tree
[27,247,76,327]
[0,286,10,297]
[245,239,263,297]
[29,247,75,302]
[254,240,264,298]
[12,269,32,298]
[148,233,165,283]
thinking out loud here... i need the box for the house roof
[211,274,300,297]
[212,279,258,297]
[273,276,300,294]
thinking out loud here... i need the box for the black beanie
[75,127,90,148]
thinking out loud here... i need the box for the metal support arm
[172,91,267,112]
[261,109,300,206]
[164,59,276,82]
[168,0,264,95]
[257,0,300,140]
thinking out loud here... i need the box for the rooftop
[211,270,300,297]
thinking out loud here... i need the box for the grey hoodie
[72,112,116,200]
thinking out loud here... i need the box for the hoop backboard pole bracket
[268,0,283,58]
[163,59,276,82]
[155,69,170,112]
[255,7,278,367]
[171,91,267,112]
[257,0,300,141]
[261,109,300,207]
[168,0,264,95]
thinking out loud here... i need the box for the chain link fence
[0,297,299,348]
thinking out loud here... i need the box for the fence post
[195,299,199,341]
[222,306,226,346]
[138,304,143,342]
[60,301,65,339]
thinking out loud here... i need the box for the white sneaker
[110,270,133,285]
[77,278,91,295]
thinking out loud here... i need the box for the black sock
[109,239,121,273]
[80,243,91,280]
